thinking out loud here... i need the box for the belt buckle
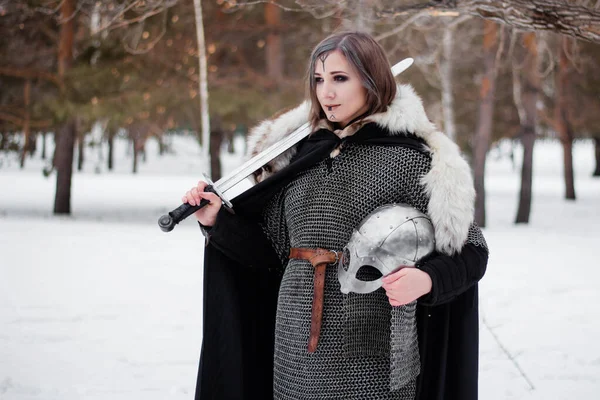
[329,250,339,264]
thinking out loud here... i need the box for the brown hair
[306,31,397,128]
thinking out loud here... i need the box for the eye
[334,75,348,82]
[315,77,323,83]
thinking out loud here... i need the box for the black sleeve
[417,224,489,306]
[199,207,282,269]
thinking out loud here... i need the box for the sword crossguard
[201,173,233,209]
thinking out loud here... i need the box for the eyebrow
[314,71,349,75]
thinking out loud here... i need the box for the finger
[197,180,209,191]
[382,283,401,295]
[383,288,400,301]
[390,278,408,291]
[183,190,195,205]
[382,267,409,284]
[386,290,408,305]
[199,191,222,206]
[382,279,400,291]
[389,299,402,307]
[190,187,202,206]
[383,283,411,304]
[184,190,194,206]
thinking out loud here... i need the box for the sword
[158,58,414,232]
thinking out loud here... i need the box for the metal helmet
[338,203,435,294]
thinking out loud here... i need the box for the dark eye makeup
[315,75,348,83]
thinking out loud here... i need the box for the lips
[325,105,340,111]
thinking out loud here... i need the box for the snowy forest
[2,2,600,399]
[1,0,600,227]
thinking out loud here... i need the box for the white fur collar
[246,84,475,255]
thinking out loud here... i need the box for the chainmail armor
[467,223,488,250]
[261,141,487,399]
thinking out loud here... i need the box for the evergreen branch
[0,67,60,86]
[0,111,52,128]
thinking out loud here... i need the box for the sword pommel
[158,184,216,233]
[158,214,175,232]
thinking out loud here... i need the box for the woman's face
[314,50,368,128]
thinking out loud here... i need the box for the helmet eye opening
[355,265,382,282]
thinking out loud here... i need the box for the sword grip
[158,185,215,232]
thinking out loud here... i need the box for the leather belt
[289,247,341,353]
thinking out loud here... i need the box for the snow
[1,135,599,399]
[478,139,600,399]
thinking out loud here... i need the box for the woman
[185,32,488,400]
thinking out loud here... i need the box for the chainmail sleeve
[417,223,489,306]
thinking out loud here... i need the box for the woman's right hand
[181,180,222,227]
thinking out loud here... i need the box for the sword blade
[213,122,311,198]
[158,58,414,232]
[391,58,413,76]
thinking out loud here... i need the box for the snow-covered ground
[1,135,598,399]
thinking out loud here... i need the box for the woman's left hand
[381,267,432,307]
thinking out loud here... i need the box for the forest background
[1,0,600,227]
[2,2,600,399]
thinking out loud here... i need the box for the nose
[322,82,335,100]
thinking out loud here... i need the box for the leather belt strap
[289,247,341,353]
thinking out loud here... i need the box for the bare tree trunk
[107,128,114,171]
[42,132,47,160]
[440,26,456,141]
[54,0,76,215]
[594,136,600,177]
[515,125,535,224]
[29,132,37,156]
[226,130,235,154]
[132,137,138,174]
[54,119,76,214]
[57,1,74,78]
[131,127,141,174]
[210,116,223,181]
[265,3,283,86]
[77,131,85,171]
[561,131,575,196]
[19,79,32,168]
[554,36,576,200]
[51,133,57,168]
[473,20,498,228]
[515,32,540,224]
[158,134,166,155]
[193,0,211,175]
